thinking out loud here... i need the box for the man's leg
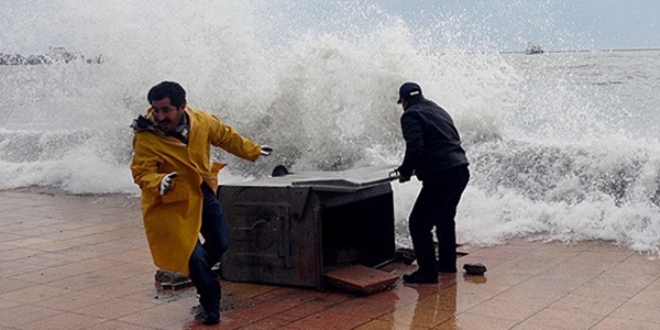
[406,185,439,283]
[187,183,229,324]
[188,241,220,319]
[435,195,459,272]
[199,183,230,268]
[434,166,470,272]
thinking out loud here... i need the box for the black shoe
[438,261,457,273]
[201,308,220,325]
[403,270,438,284]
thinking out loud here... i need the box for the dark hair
[147,81,187,108]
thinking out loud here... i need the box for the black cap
[397,82,423,104]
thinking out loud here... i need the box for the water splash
[2,0,660,253]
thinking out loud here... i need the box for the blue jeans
[188,183,230,311]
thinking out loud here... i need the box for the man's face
[400,99,408,111]
[151,97,185,132]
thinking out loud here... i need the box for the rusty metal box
[218,165,397,290]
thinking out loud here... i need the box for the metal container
[218,165,397,290]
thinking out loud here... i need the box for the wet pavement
[1,189,660,329]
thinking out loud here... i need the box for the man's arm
[398,112,424,179]
[207,113,262,161]
[130,135,166,198]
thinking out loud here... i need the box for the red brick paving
[2,189,660,329]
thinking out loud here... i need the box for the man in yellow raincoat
[130,81,271,325]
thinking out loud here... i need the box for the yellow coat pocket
[162,180,190,204]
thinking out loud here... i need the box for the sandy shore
[1,188,660,329]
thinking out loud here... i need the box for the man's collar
[162,112,190,144]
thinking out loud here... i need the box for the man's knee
[203,232,229,255]
[218,239,229,254]
[189,245,209,272]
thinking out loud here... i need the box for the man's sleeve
[208,114,261,161]
[398,113,423,177]
[130,135,164,198]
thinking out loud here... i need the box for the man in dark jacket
[396,82,470,284]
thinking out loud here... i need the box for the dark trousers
[409,165,469,275]
[188,183,230,312]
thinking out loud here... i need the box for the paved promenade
[1,189,659,329]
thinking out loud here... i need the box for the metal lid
[221,165,399,192]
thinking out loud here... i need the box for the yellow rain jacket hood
[130,107,261,275]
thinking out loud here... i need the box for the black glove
[260,145,273,156]
[159,172,178,195]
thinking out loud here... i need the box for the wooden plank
[324,265,399,294]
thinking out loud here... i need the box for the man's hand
[390,169,410,183]
[160,172,178,195]
[260,145,273,156]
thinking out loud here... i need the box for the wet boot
[403,270,439,284]
[201,307,220,325]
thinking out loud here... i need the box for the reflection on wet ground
[1,189,660,329]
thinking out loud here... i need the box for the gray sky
[381,0,660,51]
[1,0,658,54]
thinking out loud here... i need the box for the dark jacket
[398,98,469,180]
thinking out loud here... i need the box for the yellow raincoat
[130,107,261,275]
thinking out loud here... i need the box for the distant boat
[526,42,544,55]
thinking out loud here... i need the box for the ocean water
[1,0,660,253]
